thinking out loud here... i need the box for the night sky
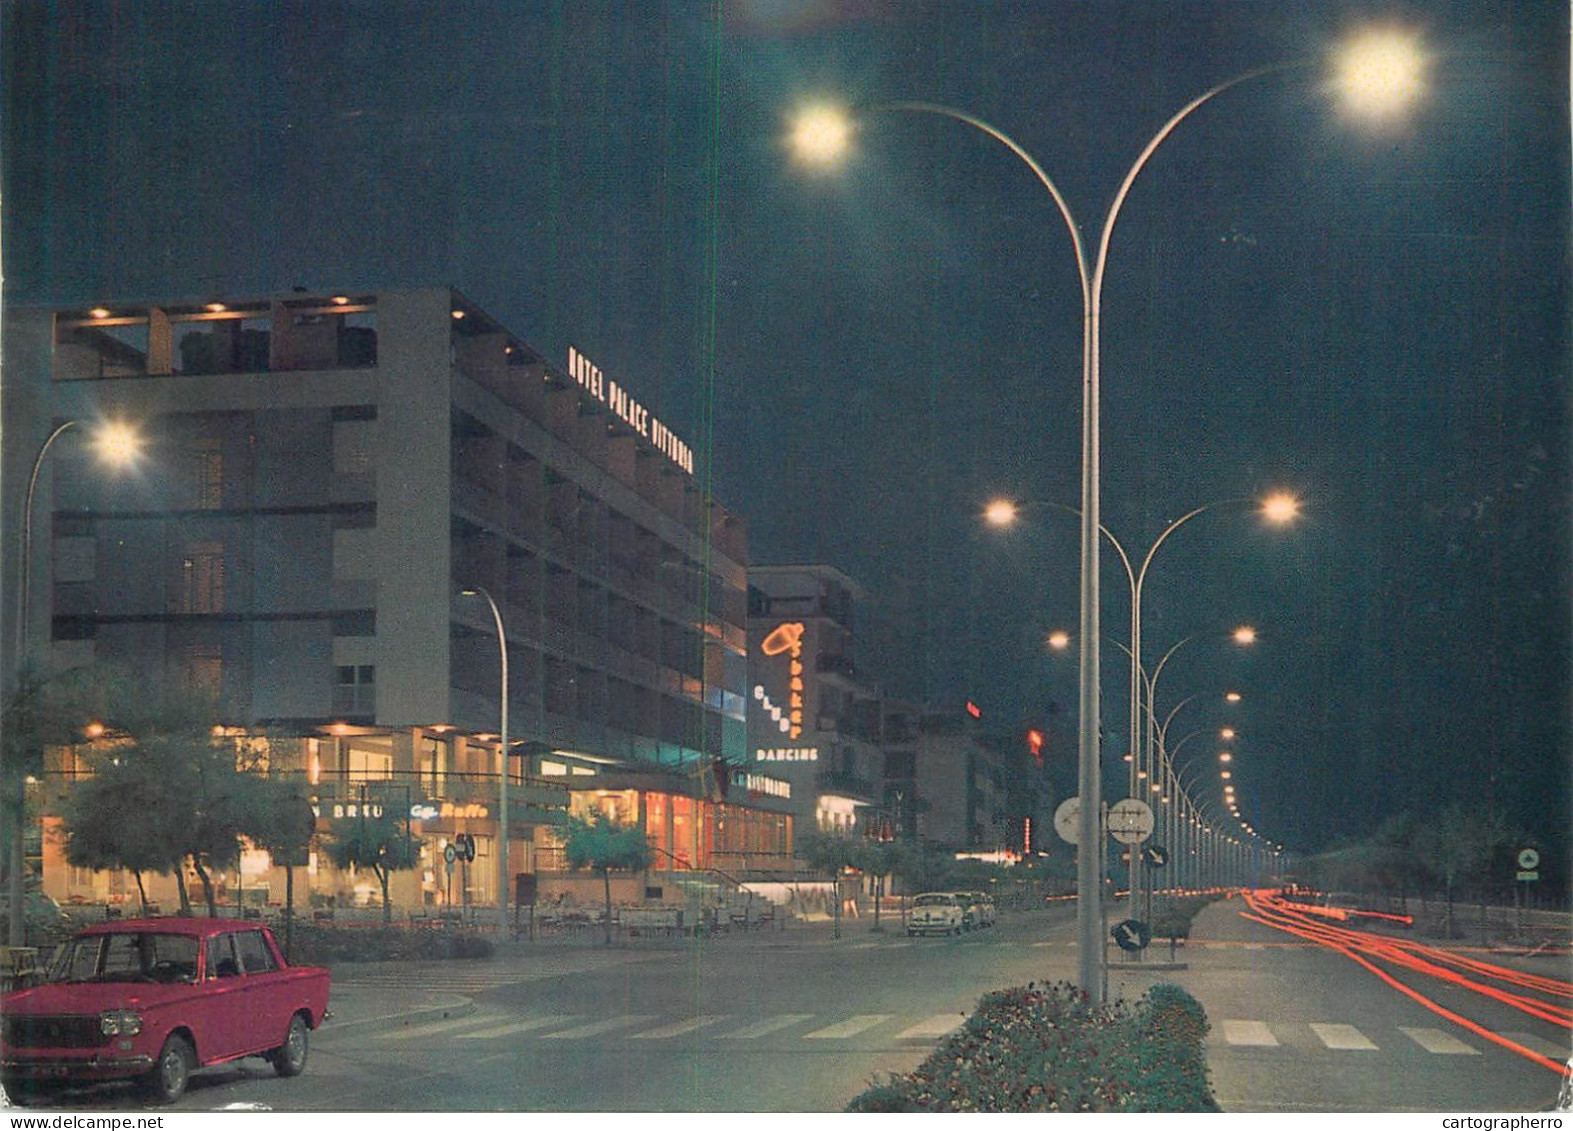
[4,1,1568,858]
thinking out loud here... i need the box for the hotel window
[187,437,224,509]
[177,643,223,697]
[176,542,226,614]
[334,665,376,715]
[333,417,375,477]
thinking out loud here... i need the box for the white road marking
[539,1015,657,1039]
[453,1016,580,1039]
[803,1015,891,1039]
[894,1014,965,1041]
[1400,1027,1480,1055]
[631,1015,731,1039]
[1310,1023,1378,1050]
[1221,1019,1279,1046]
[719,1014,815,1039]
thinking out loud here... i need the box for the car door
[199,933,250,1062]
[229,928,290,1056]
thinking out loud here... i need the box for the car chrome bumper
[2,1053,155,1080]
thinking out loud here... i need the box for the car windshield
[913,895,949,907]
[46,932,200,984]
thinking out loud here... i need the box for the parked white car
[907,892,965,937]
[956,891,997,928]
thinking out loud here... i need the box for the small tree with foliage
[247,779,317,954]
[3,661,115,943]
[325,809,418,925]
[563,812,651,945]
[61,764,183,914]
[61,683,272,916]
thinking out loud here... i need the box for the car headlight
[100,1009,143,1037]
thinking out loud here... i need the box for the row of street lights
[789,27,1426,1003]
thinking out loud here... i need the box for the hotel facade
[3,287,796,917]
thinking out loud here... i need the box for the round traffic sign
[1111,919,1151,952]
[1107,798,1155,845]
[1142,844,1169,868]
[1054,797,1081,845]
[1518,848,1540,871]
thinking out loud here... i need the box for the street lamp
[789,33,1424,1004]
[16,420,144,660]
[10,418,143,946]
[459,586,510,938]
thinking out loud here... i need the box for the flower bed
[847,981,1218,1112]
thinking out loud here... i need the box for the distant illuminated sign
[744,774,791,799]
[757,622,806,739]
[568,347,694,473]
[755,747,818,762]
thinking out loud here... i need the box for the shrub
[847,981,1218,1113]
[289,925,495,964]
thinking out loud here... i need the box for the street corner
[324,983,478,1033]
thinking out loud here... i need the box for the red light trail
[1241,890,1571,1079]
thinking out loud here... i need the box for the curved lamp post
[459,586,509,937]
[10,418,143,946]
[790,29,1425,1003]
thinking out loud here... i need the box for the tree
[60,682,270,916]
[60,763,183,914]
[324,808,418,925]
[563,811,651,945]
[246,778,317,954]
[1412,803,1519,936]
[3,661,115,944]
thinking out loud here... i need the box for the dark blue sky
[4,0,1568,855]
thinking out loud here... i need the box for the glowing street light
[10,417,143,947]
[1329,26,1428,127]
[786,26,1425,1005]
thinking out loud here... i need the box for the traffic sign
[1142,844,1168,868]
[1111,919,1151,952]
[1518,848,1540,871]
[1107,798,1155,845]
[1054,797,1082,845]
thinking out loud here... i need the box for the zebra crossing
[341,1006,1569,1061]
[347,1009,968,1046]
[1213,1019,1570,1061]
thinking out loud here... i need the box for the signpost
[1515,848,1540,928]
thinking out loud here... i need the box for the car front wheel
[144,1034,193,1103]
[270,1014,309,1078]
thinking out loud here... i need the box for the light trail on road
[1239,889,1572,1080]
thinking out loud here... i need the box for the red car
[2,918,330,1104]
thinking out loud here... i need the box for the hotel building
[3,287,795,916]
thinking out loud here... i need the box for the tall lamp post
[460,586,510,938]
[791,31,1425,1004]
[9,418,142,946]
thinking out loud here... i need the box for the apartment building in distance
[745,564,883,836]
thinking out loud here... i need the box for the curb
[323,990,477,1033]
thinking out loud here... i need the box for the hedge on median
[286,924,495,964]
[847,981,1219,1113]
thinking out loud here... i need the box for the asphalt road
[9,897,1569,1114]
